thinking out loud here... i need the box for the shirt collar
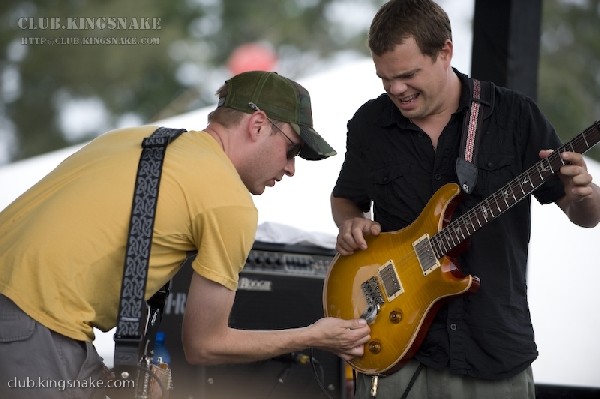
[454,68,472,113]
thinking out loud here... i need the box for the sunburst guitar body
[323,183,479,376]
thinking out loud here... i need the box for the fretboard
[432,121,600,257]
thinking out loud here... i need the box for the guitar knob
[368,340,382,354]
[389,309,402,324]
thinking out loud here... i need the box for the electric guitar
[323,121,600,376]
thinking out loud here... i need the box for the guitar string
[431,123,600,258]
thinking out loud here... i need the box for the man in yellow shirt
[0,71,371,399]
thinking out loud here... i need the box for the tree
[0,0,381,164]
[538,0,600,161]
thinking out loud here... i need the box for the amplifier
[157,241,347,399]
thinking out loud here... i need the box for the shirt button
[450,323,457,331]
[434,174,442,181]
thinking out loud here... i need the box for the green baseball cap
[217,71,336,160]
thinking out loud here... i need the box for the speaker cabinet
[471,0,542,99]
[157,241,346,399]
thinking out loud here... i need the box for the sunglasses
[248,102,302,160]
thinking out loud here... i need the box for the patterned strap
[456,78,492,194]
[464,79,482,163]
[114,127,186,366]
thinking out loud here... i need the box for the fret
[529,171,541,187]
[435,236,444,254]
[565,141,574,152]
[481,203,490,222]
[517,177,528,196]
[438,233,450,254]
[513,181,525,201]
[459,223,467,240]
[463,218,473,236]
[444,233,454,252]
[459,218,469,236]
[533,164,547,186]
[516,180,524,195]
[502,191,511,208]
[433,234,446,260]
[456,219,468,237]
[540,158,553,174]
[582,132,590,148]
[482,200,492,219]
[535,163,545,180]
[466,214,477,234]
[521,173,535,190]
[552,152,565,170]
[500,189,510,207]
[491,195,501,215]
[449,227,461,247]
[474,211,483,228]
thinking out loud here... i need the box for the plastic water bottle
[152,331,171,365]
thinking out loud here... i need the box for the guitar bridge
[413,234,440,275]
[360,276,384,323]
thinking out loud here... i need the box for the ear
[246,111,266,143]
[439,39,453,65]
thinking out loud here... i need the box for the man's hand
[310,317,371,361]
[540,149,600,227]
[540,150,595,201]
[336,217,381,255]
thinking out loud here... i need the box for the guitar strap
[456,78,495,194]
[112,126,186,390]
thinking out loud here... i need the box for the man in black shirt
[330,0,600,398]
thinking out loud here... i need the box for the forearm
[184,325,313,366]
[330,194,367,227]
[183,316,369,366]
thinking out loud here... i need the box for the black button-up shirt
[333,70,565,379]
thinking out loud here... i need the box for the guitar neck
[432,121,600,257]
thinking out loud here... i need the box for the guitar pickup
[378,260,404,301]
[413,234,441,275]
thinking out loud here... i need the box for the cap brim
[290,123,337,161]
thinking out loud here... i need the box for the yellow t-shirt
[0,126,257,341]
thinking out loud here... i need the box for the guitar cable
[309,348,333,399]
[401,363,424,399]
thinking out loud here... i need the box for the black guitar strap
[456,78,495,194]
[112,127,186,388]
